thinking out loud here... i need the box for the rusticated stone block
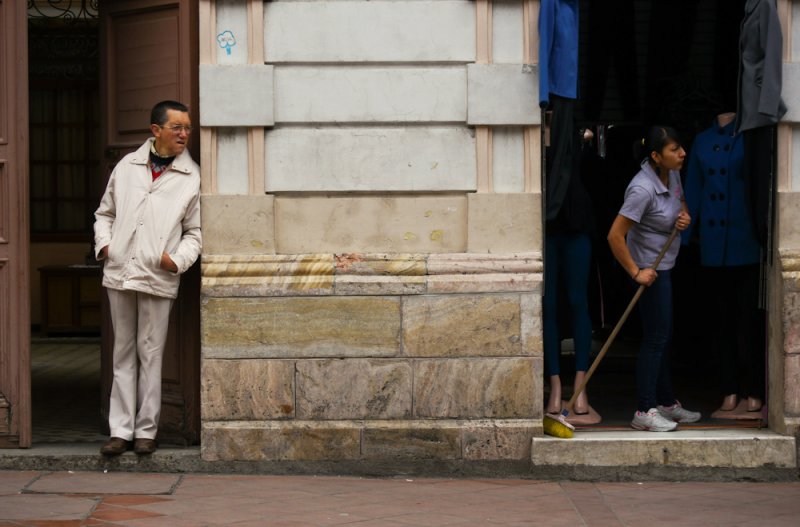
[362,422,461,460]
[202,360,294,420]
[462,419,540,460]
[202,296,401,358]
[274,195,468,254]
[201,422,361,461]
[785,354,800,416]
[201,195,275,255]
[778,192,800,249]
[782,292,800,354]
[296,359,412,419]
[520,293,543,356]
[467,193,541,253]
[414,358,536,418]
[402,294,525,357]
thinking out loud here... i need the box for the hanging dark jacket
[736,0,787,132]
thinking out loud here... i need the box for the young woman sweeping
[607,125,702,432]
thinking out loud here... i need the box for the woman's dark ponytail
[637,125,681,164]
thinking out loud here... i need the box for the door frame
[0,0,31,448]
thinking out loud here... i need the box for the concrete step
[531,429,798,480]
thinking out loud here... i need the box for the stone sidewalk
[2,469,800,526]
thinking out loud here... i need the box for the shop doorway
[547,0,768,428]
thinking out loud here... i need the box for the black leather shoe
[134,438,157,454]
[100,437,130,456]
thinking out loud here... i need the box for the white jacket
[94,138,201,299]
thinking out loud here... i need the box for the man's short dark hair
[150,100,189,126]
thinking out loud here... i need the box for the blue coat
[681,119,760,266]
[538,0,579,107]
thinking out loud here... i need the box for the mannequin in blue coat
[682,112,764,414]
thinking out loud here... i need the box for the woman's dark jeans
[636,268,677,412]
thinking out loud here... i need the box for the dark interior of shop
[550,0,768,428]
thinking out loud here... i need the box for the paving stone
[27,472,179,495]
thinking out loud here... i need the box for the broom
[543,227,679,438]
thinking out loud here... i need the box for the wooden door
[99,0,200,445]
[0,0,30,448]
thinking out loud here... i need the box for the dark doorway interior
[550,0,766,427]
[28,10,104,443]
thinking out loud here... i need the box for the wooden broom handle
[565,227,680,412]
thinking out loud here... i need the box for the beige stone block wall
[201,194,541,257]
[202,421,362,462]
[413,358,540,418]
[274,195,469,254]
[778,256,800,432]
[201,254,544,462]
[402,294,525,357]
[201,359,294,420]
[198,0,546,467]
[202,419,540,462]
[201,195,276,254]
[778,193,800,249]
[296,359,413,419]
[202,296,402,358]
[361,422,461,461]
[467,193,541,253]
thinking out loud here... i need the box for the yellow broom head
[543,413,575,439]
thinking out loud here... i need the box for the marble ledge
[426,273,542,294]
[202,254,334,278]
[779,250,800,291]
[203,252,542,277]
[427,252,542,275]
[334,253,426,276]
[780,249,800,267]
[202,253,543,297]
[203,273,541,297]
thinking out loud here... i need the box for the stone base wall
[779,249,800,436]
[200,252,543,462]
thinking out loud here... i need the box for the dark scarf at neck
[149,142,175,180]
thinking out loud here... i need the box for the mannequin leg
[720,393,738,411]
[563,233,593,415]
[543,233,562,413]
[547,375,562,414]
[707,266,741,404]
[747,396,762,412]
[573,371,589,414]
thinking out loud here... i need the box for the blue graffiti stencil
[217,30,237,56]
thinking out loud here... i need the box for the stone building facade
[197,0,799,474]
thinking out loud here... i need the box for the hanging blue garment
[538,0,579,107]
[682,118,761,266]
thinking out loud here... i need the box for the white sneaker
[657,401,701,423]
[631,408,678,432]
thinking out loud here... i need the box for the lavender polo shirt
[618,160,684,271]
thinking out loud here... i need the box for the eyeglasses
[160,124,193,134]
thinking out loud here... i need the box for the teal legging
[543,232,592,377]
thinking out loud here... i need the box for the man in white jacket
[94,100,201,456]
